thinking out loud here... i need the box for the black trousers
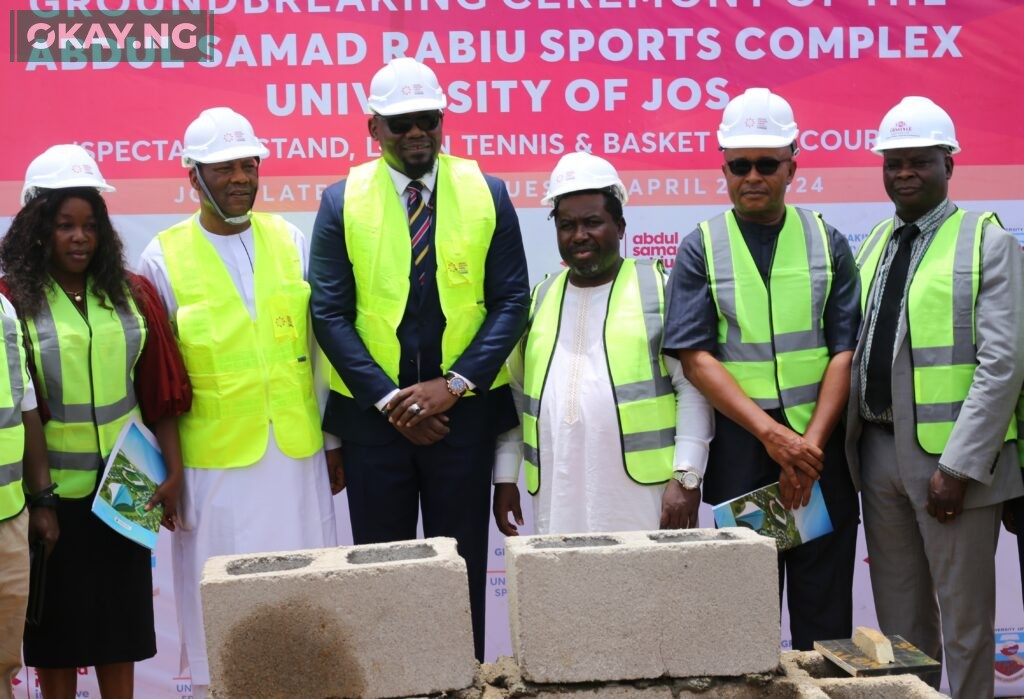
[779,514,858,650]
[343,436,495,661]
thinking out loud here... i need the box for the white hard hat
[21,144,115,206]
[368,58,447,116]
[717,88,798,149]
[542,152,628,206]
[181,107,270,168]
[872,96,960,154]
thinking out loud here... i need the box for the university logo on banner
[995,631,1024,683]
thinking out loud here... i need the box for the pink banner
[2,1,1022,213]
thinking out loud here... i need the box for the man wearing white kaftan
[139,108,337,699]
[139,217,338,697]
[494,284,712,534]
[492,153,712,536]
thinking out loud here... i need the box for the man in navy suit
[309,57,530,660]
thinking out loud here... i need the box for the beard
[401,156,436,180]
[569,259,604,278]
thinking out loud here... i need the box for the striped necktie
[406,180,431,287]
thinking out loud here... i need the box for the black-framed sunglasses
[378,111,443,134]
[725,157,792,176]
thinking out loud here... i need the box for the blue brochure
[91,418,167,550]
[712,480,833,551]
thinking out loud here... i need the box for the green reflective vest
[329,154,509,395]
[158,213,322,468]
[0,310,26,521]
[701,207,833,434]
[856,209,1016,454]
[521,259,676,495]
[26,282,145,499]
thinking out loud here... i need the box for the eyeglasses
[378,111,442,134]
[725,157,792,176]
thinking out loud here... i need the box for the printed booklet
[712,480,833,551]
[91,417,167,550]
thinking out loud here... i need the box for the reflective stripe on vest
[702,206,832,434]
[158,213,323,468]
[857,210,1016,454]
[521,259,676,495]
[0,310,26,520]
[855,219,894,310]
[329,154,509,396]
[26,282,144,499]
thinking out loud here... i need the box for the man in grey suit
[847,96,1024,698]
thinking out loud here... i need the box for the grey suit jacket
[846,202,1024,509]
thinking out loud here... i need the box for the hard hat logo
[889,120,913,137]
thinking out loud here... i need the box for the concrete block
[201,537,476,699]
[816,676,946,698]
[779,650,834,680]
[505,528,780,684]
[780,651,945,699]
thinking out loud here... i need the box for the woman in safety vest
[0,145,191,699]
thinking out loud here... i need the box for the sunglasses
[378,111,442,134]
[725,157,792,176]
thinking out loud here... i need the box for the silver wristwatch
[672,470,702,490]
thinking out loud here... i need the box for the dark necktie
[406,180,431,287]
[865,224,918,415]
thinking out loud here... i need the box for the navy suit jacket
[309,165,530,446]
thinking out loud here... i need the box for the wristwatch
[28,483,60,509]
[672,470,702,490]
[444,371,468,397]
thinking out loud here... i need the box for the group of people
[0,104,340,699]
[492,87,1022,699]
[0,55,1019,699]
